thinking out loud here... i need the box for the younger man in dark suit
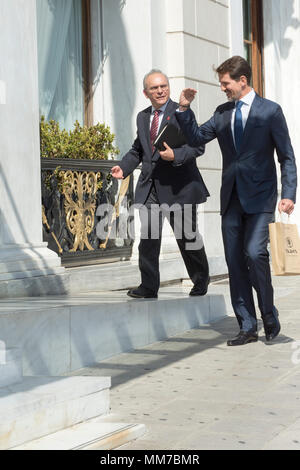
[175,56,297,345]
[111,70,210,299]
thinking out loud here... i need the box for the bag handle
[276,210,291,224]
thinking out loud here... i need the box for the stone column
[0,0,65,297]
[165,0,229,276]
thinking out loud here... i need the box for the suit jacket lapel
[157,99,175,134]
[140,106,152,154]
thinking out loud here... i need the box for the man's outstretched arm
[111,134,143,180]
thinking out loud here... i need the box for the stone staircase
[0,285,228,377]
[0,279,229,450]
[0,347,144,450]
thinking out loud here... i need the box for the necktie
[234,101,244,152]
[150,110,161,152]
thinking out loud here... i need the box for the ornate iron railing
[41,158,134,267]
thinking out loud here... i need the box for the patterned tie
[150,109,161,152]
[234,101,244,152]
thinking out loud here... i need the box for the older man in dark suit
[111,69,210,299]
[175,56,297,345]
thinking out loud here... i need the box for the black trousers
[222,187,275,333]
[138,184,209,293]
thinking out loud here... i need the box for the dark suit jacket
[176,94,297,215]
[119,99,209,206]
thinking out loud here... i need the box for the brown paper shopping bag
[269,217,300,275]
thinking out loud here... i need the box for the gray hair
[143,69,170,90]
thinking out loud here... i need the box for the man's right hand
[179,88,197,111]
[111,165,124,179]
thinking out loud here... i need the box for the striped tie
[150,110,161,152]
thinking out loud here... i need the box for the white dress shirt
[231,88,256,145]
[149,99,170,130]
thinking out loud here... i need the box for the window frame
[82,0,93,126]
[243,0,264,96]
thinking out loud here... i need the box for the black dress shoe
[227,331,258,346]
[127,286,158,299]
[189,277,210,296]
[263,309,281,341]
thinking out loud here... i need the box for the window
[243,0,264,96]
[36,0,92,130]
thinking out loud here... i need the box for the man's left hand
[159,142,174,161]
[278,199,295,215]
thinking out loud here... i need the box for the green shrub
[40,116,119,160]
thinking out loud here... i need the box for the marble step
[67,256,227,294]
[0,375,110,450]
[0,256,227,299]
[12,420,146,450]
[0,347,22,388]
[0,286,228,377]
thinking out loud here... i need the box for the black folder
[153,123,186,151]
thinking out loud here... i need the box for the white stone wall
[90,0,231,273]
[165,0,230,261]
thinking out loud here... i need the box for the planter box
[41,158,134,267]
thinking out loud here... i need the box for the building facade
[0,0,299,296]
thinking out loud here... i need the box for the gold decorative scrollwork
[61,170,101,252]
